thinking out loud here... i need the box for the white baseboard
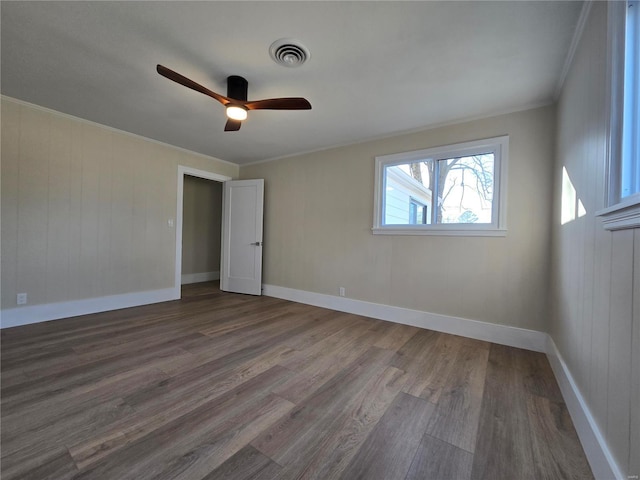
[545,337,624,480]
[0,288,178,329]
[181,271,220,285]
[261,284,547,352]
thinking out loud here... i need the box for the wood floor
[1,282,593,480]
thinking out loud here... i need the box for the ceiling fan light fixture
[156,65,311,132]
[226,105,247,121]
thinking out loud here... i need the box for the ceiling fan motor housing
[227,75,248,101]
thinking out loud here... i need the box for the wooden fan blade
[224,119,242,131]
[157,65,230,106]
[244,98,311,111]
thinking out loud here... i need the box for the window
[599,0,640,229]
[622,0,639,199]
[607,0,640,205]
[373,136,508,236]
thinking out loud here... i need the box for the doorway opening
[181,175,222,285]
[174,166,231,299]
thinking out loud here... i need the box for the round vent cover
[269,39,310,67]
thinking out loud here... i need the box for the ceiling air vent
[269,39,310,67]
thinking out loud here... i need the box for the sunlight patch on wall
[561,166,586,225]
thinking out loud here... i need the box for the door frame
[174,166,232,299]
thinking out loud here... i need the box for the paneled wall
[181,175,222,277]
[241,105,556,332]
[1,97,238,310]
[551,2,639,477]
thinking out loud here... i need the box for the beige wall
[181,175,222,276]
[241,105,556,331]
[1,97,238,309]
[550,3,639,478]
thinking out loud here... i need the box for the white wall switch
[339,287,345,297]
[168,219,175,228]
[17,293,27,305]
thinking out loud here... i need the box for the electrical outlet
[167,219,175,228]
[17,293,27,305]
[339,287,345,297]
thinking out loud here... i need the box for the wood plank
[68,346,295,468]
[372,322,420,351]
[278,317,375,372]
[470,344,538,480]
[197,297,308,337]
[338,392,434,480]
[519,348,565,402]
[70,366,293,480]
[273,327,382,404]
[1,366,168,441]
[425,342,489,453]
[400,333,467,402]
[1,339,194,413]
[251,346,394,463]
[405,433,473,480]
[11,332,203,385]
[121,343,297,414]
[283,310,361,351]
[1,397,134,476]
[289,366,408,480]
[1,447,78,480]
[526,393,593,479]
[201,445,282,480]
[178,311,317,362]
[144,393,294,480]
[388,328,439,371]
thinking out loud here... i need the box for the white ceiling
[1,1,583,165]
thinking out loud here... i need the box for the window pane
[383,154,496,225]
[621,0,640,198]
[384,161,433,225]
[437,154,494,224]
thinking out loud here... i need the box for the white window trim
[372,136,508,237]
[596,193,640,230]
[598,0,640,230]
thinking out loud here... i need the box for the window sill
[595,194,640,231]
[372,227,507,237]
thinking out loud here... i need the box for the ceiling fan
[156,64,312,131]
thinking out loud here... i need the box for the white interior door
[220,179,264,295]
